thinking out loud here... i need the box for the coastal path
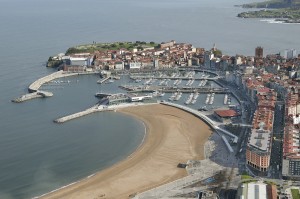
[160,101,238,151]
[160,101,237,139]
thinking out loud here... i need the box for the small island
[237,0,300,23]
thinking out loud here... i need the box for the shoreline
[34,118,147,199]
[40,104,213,199]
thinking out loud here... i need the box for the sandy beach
[41,104,213,199]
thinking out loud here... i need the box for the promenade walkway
[160,101,238,141]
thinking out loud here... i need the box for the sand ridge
[41,104,212,199]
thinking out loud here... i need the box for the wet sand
[41,104,213,199]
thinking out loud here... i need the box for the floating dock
[97,77,110,84]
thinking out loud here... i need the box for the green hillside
[241,0,300,9]
[65,41,159,55]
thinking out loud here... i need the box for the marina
[152,91,165,97]
[199,79,208,87]
[15,68,238,111]
[209,93,215,105]
[185,93,194,105]
[97,77,110,84]
[205,93,211,105]
[191,92,199,105]
[12,68,239,124]
[223,94,232,105]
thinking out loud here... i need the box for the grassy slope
[237,0,300,20]
[291,189,300,199]
[242,0,300,8]
[238,8,300,19]
[66,41,159,55]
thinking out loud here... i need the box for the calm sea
[0,0,299,198]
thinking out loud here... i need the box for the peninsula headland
[237,0,300,23]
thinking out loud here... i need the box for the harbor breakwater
[12,70,98,103]
[28,70,79,92]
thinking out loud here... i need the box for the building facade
[255,46,264,58]
[246,90,276,175]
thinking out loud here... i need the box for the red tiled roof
[257,88,270,93]
[214,110,238,118]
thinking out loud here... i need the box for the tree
[66,47,78,55]
[137,46,144,51]
[213,49,222,57]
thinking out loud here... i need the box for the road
[269,102,285,179]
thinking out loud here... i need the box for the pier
[97,77,110,84]
[120,85,229,94]
[54,103,158,123]
[54,105,113,123]
[130,75,219,81]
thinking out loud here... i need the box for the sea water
[0,0,300,198]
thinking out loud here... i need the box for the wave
[260,19,284,24]
[260,19,300,24]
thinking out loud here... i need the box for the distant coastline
[237,0,300,23]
